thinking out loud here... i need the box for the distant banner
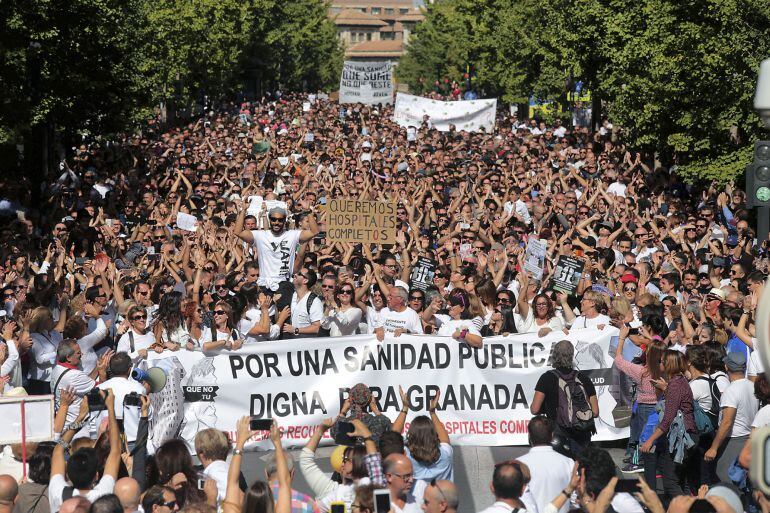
[339,61,393,105]
[146,329,628,450]
[393,93,497,132]
[325,199,396,244]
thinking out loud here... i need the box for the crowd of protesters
[0,92,768,513]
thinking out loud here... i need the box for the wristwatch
[294,327,300,336]
[232,448,243,456]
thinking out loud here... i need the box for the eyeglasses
[216,283,227,289]
[384,264,398,269]
[497,297,511,303]
[409,295,424,301]
[269,216,285,222]
[158,500,177,509]
[203,266,215,272]
[13,285,26,290]
[624,286,637,292]
[153,235,165,240]
[213,310,227,316]
[294,272,308,279]
[137,290,149,296]
[535,302,549,307]
[388,471,413,481]
[322,284,335,289]
[338,289,353,295]
[131,314,147,321]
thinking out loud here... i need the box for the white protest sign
[277,157,289,167]
[339,61,393,105]
[176,212,198,232]
[0,396,54,445]
[147,329,627,449]
[523,238,548,280]
[302,102,311,112]
[393,93,497,132]
[247,196,264,216]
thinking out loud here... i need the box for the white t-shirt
[749,342,764,378]
[516,446,574,513]
[719,378,760,438]
[202,459,229,501]
[291,291,324,329]
[200,327,241,347]
[97,376,146,442]
[390,479,427,513]
[49,473,115,513]
[377,307,424,334]
[690,376,719,412]
[116,330,156,364]
[434,314,481,338]
[51,365,95,426]
[570,314,610,330]
[251,229,302,288]
[752,404,770,428]
[239,307,280,342]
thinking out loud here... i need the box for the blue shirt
[405,442,454,482]
[726,333,751,374]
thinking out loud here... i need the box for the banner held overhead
[393,93,497,132]
[339,61,393,104]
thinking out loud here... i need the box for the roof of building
[379,21,404,32]
[347,39,404,57]
[396,12,424,22]
[333,8,389,26]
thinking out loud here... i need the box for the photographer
[96,352,148,451]
[50,340,112,432]
[49,389,121,513]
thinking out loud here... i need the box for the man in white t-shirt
[475,460,531,513]
[284,268,323,338]
[195,428,231,502]
[516,416,574,513]
[237,206,318,308]
[49,389,122,513]
[375,287,424,341]
[705,352,760,483]
[97,352,147,447]
[50,340,109,428]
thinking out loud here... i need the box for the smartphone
[87,388,106,411]
[337,421,354,434]
[249,417,273,431]
[614,479,639,494]
[197,478,206,490]
[330,503,345,513]
[374,489,391,513]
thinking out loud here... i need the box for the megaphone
[131,367,167,393]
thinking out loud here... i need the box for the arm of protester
[53,388,76,436]
[530,391,545,415]
[557,292,576,324]
[131,395,151,490]
[351,419,387,487]
[270,422,292,513]
[422,296,442,324]
[223,416,251,513]
[735,311,754,349]
[429,390,450,443]
[300,419,337,498]
[516,271,530,319]
[103,389,122,480]
[739,430,753,469]
[392,385,410,433]
[705,407,737,461]
[299,211,320,243]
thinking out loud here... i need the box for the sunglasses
[159,501,178,509]
[213,310,227,316]
[269,216,286,222]
[338,289,353,295]
[497,297,511,303]
[132,314,147,321]
[322,284,335,289]
[204,266,215,272]
[409,295,424,301]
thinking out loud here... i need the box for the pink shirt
[614,352,659,404]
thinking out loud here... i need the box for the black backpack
[694,375,722,430]
[552,369,596,435]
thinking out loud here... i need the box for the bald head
[0,475,17,505]
[60,497,90,513]
[114,478,140,512]
[423,480,458,513]
[383,454,414,498]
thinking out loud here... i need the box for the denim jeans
[631,402,657,447]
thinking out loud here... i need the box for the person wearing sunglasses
[236,206,319,311]
[321,282,362,337]
[141,486,180,513]
[421,292,482,348]
[201,301,243,352]
[117,305,157,363]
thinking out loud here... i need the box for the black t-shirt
[534,367,597,421]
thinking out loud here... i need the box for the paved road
[240,443,627,513]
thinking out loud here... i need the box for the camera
[87,389,106,411]
[124,392,142,407]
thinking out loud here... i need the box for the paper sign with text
[325,199,396,244]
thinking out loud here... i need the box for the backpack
[551,369,596,435]
[694,375,722,431]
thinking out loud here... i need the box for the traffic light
[747,140,770,208]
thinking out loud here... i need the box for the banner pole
[21,400,27,480]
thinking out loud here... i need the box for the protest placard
[409,256,436,290]
[523,239,547,280]
[339,61,393,104]
[552,255,585,295]
[325,199,396,244]
[176,212,198,232]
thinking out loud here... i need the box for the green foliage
[399,0,770,183]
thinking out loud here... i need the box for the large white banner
[339,61,393,105]
[393,93,497,132]
[146,329,627,450]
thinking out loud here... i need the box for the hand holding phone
[249,417,273,431]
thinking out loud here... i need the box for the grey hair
[550,340,575,369]
[265,450,294,477]
[392,286,409,302]
[56,339,78,363]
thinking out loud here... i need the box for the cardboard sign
[0,396,54,445]
[176,212,198,232]
[552,255,585,295]
[326,199,396,244]
[523,239,547,280]
[409,256,436,290]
